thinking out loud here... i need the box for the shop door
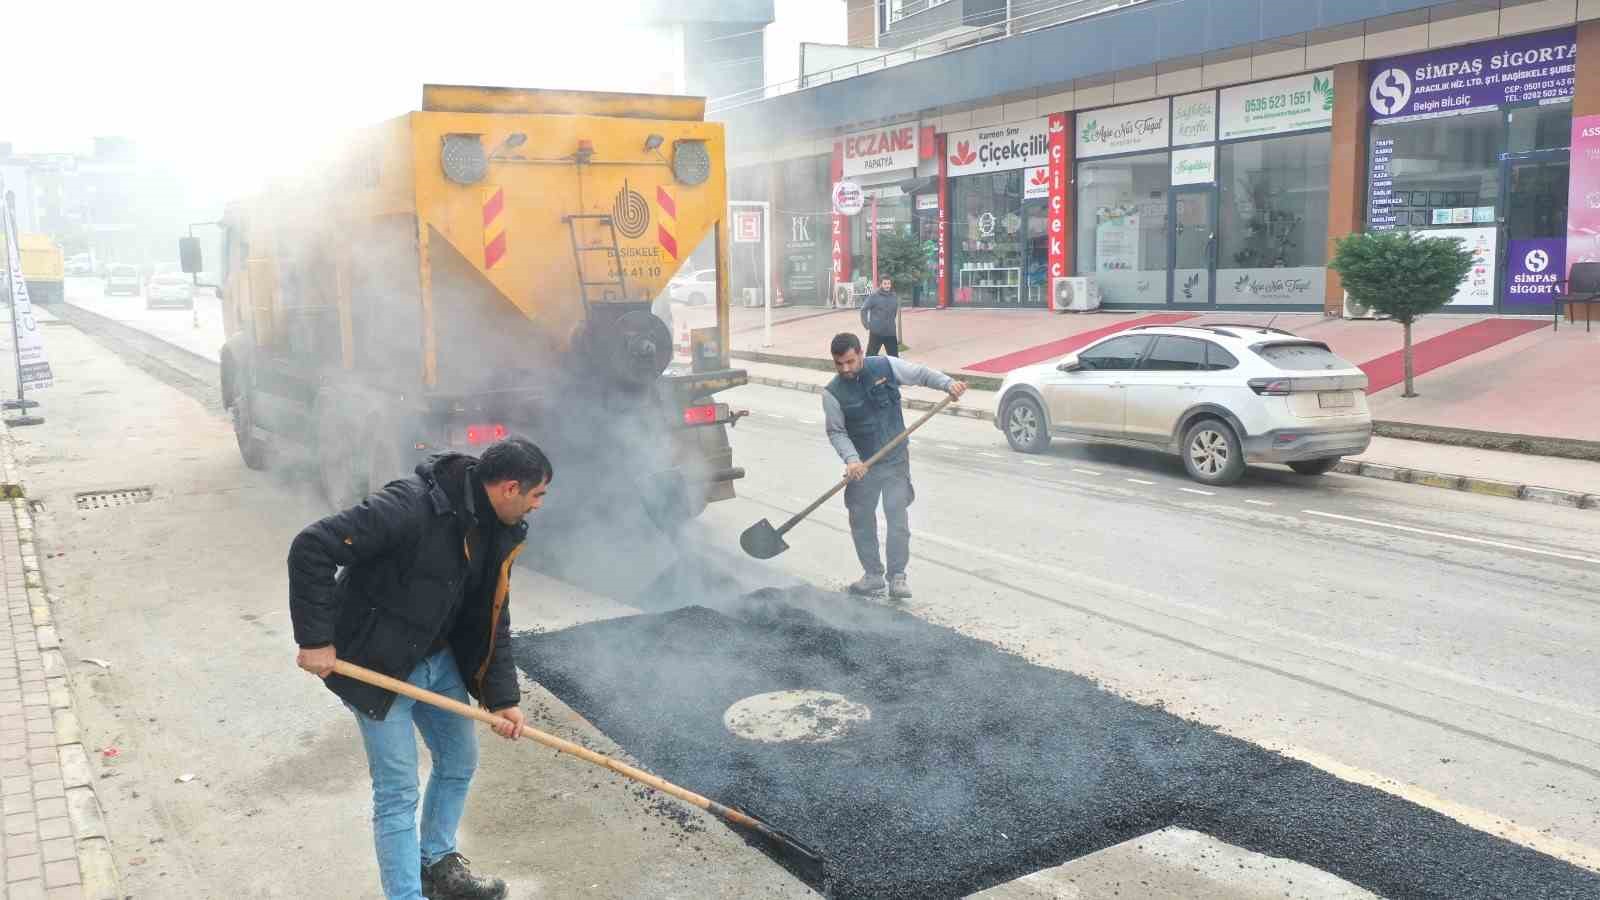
[1169,187,1216,306]
[1499,151,1569,312]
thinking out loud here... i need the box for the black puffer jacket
[288,454,527,720]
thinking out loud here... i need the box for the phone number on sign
[1244,90,1312,114]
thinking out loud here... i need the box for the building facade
[720,0,1600,314]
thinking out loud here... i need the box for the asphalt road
[18,297,1600,896]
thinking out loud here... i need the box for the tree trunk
[1402,320,1417,398]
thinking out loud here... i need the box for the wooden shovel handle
[332,659,736,822]
[776,393,955,537]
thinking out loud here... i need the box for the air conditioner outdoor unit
[1052,276,1100,313]
[1343,291,1381,320]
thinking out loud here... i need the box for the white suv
[995,324,1372,486]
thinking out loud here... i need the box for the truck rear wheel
[232,387,269,471]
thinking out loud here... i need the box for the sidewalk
[735,359,1600,507]
[0,433,118,899]
[729,307,1600,449]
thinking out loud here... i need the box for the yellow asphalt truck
[181,85,746,577]
[1,233,64,305]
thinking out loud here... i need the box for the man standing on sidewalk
[824,332,966,599]
[289,438,551,900]
[860,276,901,357]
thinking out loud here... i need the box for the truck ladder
[563,214,630,312]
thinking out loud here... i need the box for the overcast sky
[5,0,843,211]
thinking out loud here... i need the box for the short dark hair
[830,332,862,357]
[477,437,552,491]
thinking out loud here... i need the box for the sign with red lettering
[733,210,762,243]
[831,144,851,291]
[937,133,949,308]
[1046,112,1068,308]
[842,123,920,177]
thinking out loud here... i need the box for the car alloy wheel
[1188,425,1233,480]
[1001,395,1050,453]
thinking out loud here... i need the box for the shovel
[741,394,955,559]
[332,660,826,882]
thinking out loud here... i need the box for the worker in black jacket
[289,438,551,900]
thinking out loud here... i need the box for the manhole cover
[74,488,153,510]
[723,690,872,744]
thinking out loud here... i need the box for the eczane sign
[842,123,920,177]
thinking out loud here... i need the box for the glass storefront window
[1368,111,1501,230]
[776,155,832,306]
[849,192,912,295]
[1216,132,1330,306]
[1076,152,1170,305]
[951,171,1048,307]
[1507,101,1572,154]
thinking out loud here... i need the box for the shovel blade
[740,519,789,559]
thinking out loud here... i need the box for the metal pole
[761,201,772,348]
[871,194,879,284]
[1,188,42,423]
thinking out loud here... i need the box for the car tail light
[683,404,719,426]
[1248,378,1292,396]
[465,423,508,445]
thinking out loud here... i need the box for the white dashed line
[1303,510,1600,566]
[767,414,786,420]
[1023,460,1053,467]
[1179,488,1215,496]
[798,418,819,425]
[1072,468,1102,477]
[978,452,1003,459]
[1245,499,1274,507]
[1126,478,1157,486]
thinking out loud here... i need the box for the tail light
[464,423,508,445]
[1250,374,1369,396]
[1249,378,1292,396]
[683,404,720,426]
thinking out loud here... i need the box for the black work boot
[422,852,507,900]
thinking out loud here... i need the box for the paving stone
[6,851,41,882]
[3,811,36,836]
[38,838,72,864]
[9,877,47,899]
[4,830,36,859]
[42,859,78,888]
[46,884,84,900]
[35,819,68,842]
[33,799,64,821]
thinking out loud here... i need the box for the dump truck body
[1,234,64,305]
[202,85,745,537]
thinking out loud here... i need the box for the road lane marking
[1023,460,1053,467]
[798,418,819,425]
[1180,488,1215,496]
[1245,500,1274,507]
[1126,478,1157,486]
[1303,510,1600,566]
[767,414,786,420]
[978,452,1003,459]
[1072,469,1102,476]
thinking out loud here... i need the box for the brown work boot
[422,852,506,900]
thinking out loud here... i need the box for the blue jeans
[348,649,479,900]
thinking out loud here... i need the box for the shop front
[775,154,834,307]
[1075,74,1334,310]
[1366,27,1576,313]
[947,116,1055,307]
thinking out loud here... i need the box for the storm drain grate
[74,488,154,510]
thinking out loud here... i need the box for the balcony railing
[708,0,1152,114]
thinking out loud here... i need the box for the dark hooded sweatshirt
[288,453,527,720]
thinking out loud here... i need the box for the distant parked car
[995,324,1373,486]
[65,254,93,276]
[668,269,716,306]
[145,273,195,309]
[105,265,142,296]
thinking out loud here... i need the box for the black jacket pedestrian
[860,289,899,336]
[288,453,527,720]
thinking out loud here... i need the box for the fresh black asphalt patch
[512,587,1600,899]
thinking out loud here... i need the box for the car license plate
[1318,391,1355,409]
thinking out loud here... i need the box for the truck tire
[314,389,370,510]
[232,387,269,471]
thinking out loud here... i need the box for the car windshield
[1253,342,1355,371]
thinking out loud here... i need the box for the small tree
[1329,231,1475,398]
[874,228,928,294]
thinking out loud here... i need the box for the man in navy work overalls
[822,332,967,599]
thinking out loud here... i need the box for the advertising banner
[1171,146,1216,186]
[1505,239,1564,310]
[1565,114,1600,281]
[1416,226,1497,306]
[1219,71,1335,140]
[841,122,920,177]
[1046,113,1069,305]
[948,116,1052,176]
[1368,28,1576,125]
[1074,99,1169,159]
[1173,91,1217,146]
[2,201,52,392]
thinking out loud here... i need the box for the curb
[1,430,124,900]
[746,374,1599,512]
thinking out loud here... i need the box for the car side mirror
[1056,354,1082,372]
[179,237,203,274]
